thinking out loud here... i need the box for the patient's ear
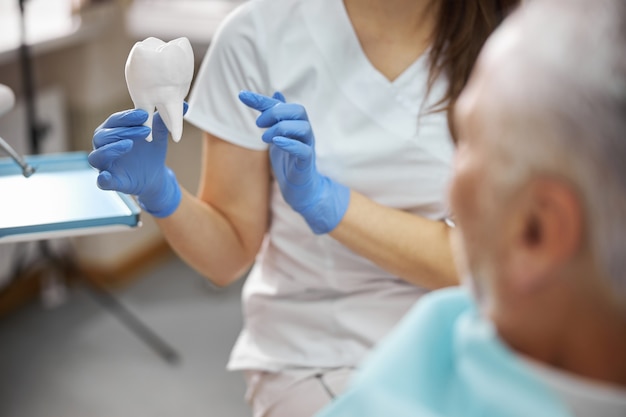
[504,178,583,294]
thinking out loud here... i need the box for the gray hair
[483,0,626,297]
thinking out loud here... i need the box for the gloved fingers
[152,101,189,140]
[96,170,135,194]
[96,109,149,131]
[262,120,313,145]
[93,125,150,149]
[239,90,282,112]
[87,139,133,171]
[255,103,308,128]
[239,90,308,126]
[272,91,286,103]
[272,136,313,162]
[96,170,122,191]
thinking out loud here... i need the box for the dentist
[89,0,519,416]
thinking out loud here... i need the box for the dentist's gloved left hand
[239,90,350,234]
[88,104,187,218]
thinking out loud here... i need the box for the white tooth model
[125,37,194,142]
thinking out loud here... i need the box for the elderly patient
[316,0,626,416]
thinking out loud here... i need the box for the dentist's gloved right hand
[88,107,183,218]
[239,90,350,234]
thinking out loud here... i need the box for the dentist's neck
[343,0,435,38]
[343,0,436,81]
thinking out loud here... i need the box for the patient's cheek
[450,229,469,277]
[464,271,486,305]
[451,229,485,304]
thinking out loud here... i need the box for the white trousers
[244,368,355,417]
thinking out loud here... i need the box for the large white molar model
[125,37,194,142]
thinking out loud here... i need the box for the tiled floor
[0,255,250,417]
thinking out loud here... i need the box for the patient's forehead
[456,13,547,145]
[455,58,519,145]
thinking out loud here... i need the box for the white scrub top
[185,0,455,372]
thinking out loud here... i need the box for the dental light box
[0,152,141,243]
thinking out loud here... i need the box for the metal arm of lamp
[0,84,36,177]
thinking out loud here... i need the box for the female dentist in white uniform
[88,0,519,415]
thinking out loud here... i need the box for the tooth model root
[134,102,155,142]
[157,100,184,142]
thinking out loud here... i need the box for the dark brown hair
[427,0,521,138]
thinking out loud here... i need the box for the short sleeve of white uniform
[184,2,269,151]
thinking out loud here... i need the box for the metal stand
[37,242,180,364]
[12,0,180,365]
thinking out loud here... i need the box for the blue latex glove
[239,90,350,234]
[88,104,187,218]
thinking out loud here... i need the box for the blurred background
[0,0,251,416]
